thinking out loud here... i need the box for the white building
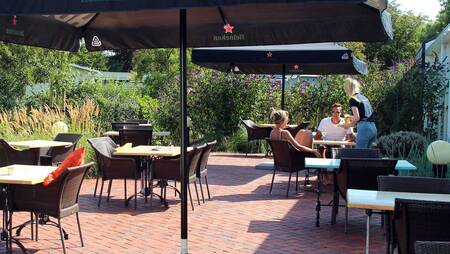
[419,23,450,141]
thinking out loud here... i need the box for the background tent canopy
[192,43,368,75]
[0,0,392,52]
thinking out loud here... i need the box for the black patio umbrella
[192,43,368,109]
[0,1,392,252]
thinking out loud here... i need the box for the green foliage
[363,3,428,67]
[69,46,109,71]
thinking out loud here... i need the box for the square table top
[347,189,450,211]
[256,123,298,128]
[113,145,192,157]
[0,164,56,185]
[103,131,171,137]
[9,140,73,149]
[312,140,356,147]
[304,158,416,171]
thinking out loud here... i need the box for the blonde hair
[271,109,289,124]
[343,77,361,96]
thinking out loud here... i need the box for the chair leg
[58,218,67,254]
[174,181,177,197]
[76,212,84,247]
[98,180,104,208]
[246,140,249,156]
[269,168,276,195]
[106,180,113,202]
[124,179,127,201]
[345,206,348,233]
[194,181,201,205]
[205,176,211,200]
[134,178,138,209]
[198,177,205,203]
[93,174,100,197]
[295,171,299,193]
[188,184,194,211]
[286,172,292,197]
[35,213,39,241]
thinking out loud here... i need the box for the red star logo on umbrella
[224,24,234,34]
[294,64,299,70]
[11,16,17,26]
[266,52,273,58]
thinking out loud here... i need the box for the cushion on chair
[43,147,85,186]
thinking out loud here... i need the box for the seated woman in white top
[269,109,321,158]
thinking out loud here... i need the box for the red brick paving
[7,153,387,253]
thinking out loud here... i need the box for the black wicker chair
[332,148,381,159]
[150,145,204,210]
[0,139,40,167]
[415,241,450,254]
[241,120,271,156]
[196,141,216,202]
[88,137,140,208]
[336,158,397,232]
[266,139,314,197]
[40,133,83,166]
[118,125,153,146]
[111,121,139,131]
[125,119,149,124]
[394,199,450,254]
[378,176,450,253]
[13,163,93,254]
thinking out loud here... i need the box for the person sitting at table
[270,109,321,158]
[315,103,354,158]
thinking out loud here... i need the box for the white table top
[312,140,356,146]
[0,164,56,185]
[9,140,73,149]
[304,158,416,171]
[113,145,192,157]
[103,131,171,137]
[347,189,450,211]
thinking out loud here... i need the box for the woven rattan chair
[336,158,397,232]
[13,162,93,254]
[241,119,271,156]
[266,139,313,197]
[40,133,83,166]
[111,121,139,131]
[119,125,153,146]
[88,137,140,208]
[150,145,204,210]
[0,139,40,167]
[415,241,450,254]
[378,176,450,253]
[196,140,216,202]
[394,199,450,254]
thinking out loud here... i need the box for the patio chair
[415,241,450,254]
[125,119,149,124]
[332,148,381,159]
[336,158,397,233]
[119,125,153,146]
[40,133,83,166]
[111,121,139,131]
[0,139,40,167]
[394,199,450,254]
[266,139,313,197]
[88,137,141,208]
[378,176,450,253]
[12,162,93,254]
[241,119,271,156]
[150,145,204,210]
[196,140,217,202]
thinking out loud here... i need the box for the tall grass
[0,100,102,176]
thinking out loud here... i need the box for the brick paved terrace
[8,153,387,253]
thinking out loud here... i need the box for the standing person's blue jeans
[356,121,377,148]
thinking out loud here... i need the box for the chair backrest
[378,176,450,194]
[336,158,397,200]
[242,119,271,140]
[415,241,450,254]
[333,148,381,159]
[394,199,450,254]
[266,139,305,172]
[241,119,256,129]
[59,162,93,211]
[88,137,117,174]
[0,139,40,167]
[125,119,149,124]
[111,122,139,131]
[197,140,217,176]
[189,145,205,178]
[48,133,83,163]
[119,126,153,146]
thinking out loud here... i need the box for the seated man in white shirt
[315,103,354,157]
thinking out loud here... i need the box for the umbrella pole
[179,8,189,254]
[281,64,286,110]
